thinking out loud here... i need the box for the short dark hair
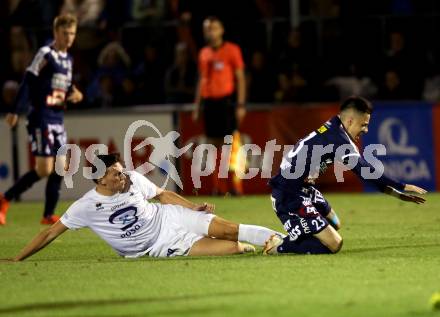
[91,153,121,184]
[340,96,373,114]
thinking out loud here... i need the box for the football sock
[229,171,243,195]
[4,170,41,201]
[44,172,63,217]
[277,236,332,254]
[327,212,340,229]
[238,224,280,246]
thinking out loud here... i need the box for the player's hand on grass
[193,202,215,213]
[398,192,426,204]
[404,184,427,195]
[402,184,427,204]
[5,113,18,128]
[385,185,426,204]
[67,85,83,103]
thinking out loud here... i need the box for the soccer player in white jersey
[6,153,283,260]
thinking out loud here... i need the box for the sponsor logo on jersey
[167,248,178,257]
[317,125,328,133]
[288,225,302,241]
[111,201,128,211]
[109,206,138,231]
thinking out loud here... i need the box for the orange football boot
[0,194,10,225]
[40,215,60,225]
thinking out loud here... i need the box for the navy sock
[277,236,333,254]
[4,170,41,201]
[44,173,63,217]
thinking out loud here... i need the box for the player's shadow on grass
[344,242,440,254]
[0,291,250,315]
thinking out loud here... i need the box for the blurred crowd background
[2,0,440,111]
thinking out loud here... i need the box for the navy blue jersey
[13,45,73,123]
[269,116,405,194]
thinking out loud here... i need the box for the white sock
[238,224,280,246]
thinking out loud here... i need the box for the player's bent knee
[222,223,239,241]
[35,166,53,177]
[326,233,343,253]
[329,237,343,254]
[35,157,55,177]
[315,226,343,254]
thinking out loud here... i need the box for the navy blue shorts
[27,121,66,157]
[271,186,331,242]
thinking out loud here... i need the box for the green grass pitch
[1,193,440,317]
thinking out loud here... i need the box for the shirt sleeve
[26,46,51,77]
[351,155,405,192]
[230,44,244,70]
[128,171,158,200]
[60,200,89,230]
[10,72,36,114]
[335,131,405,192]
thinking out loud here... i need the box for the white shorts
[146,204,215,257]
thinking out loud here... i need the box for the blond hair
[53,13,77,30]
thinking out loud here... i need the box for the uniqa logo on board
[378,117,430,182]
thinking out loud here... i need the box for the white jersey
[60,171,164,257]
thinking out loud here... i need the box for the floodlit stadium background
[1,0,439,198]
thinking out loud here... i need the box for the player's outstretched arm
[11,221,68,261]
[350,155,426,204]
[384,185,426,204]
[155,189,215,213]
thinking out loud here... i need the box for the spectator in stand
[274,72,292,103]
[325,62,377,100]
[133,44,165,104]
[382,31,424,99]
[274,65,312,103]
[246,50,275,103]
[61,0,104,27]
[278,28,315,79]
[99,1,130,31]
[97,41,131,84]
[174,11,198,63]
[130,0,166,22]
[89,74,115,108]
[422,64,440,102]
[88,41,131,106]
[1,80,19,113]
[376,70,407,100]
[115,77,141,107]
[164,42,197,103]
[7,27,33,82]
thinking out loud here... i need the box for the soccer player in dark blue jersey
[263,96,426,255]
[0,14,83,225]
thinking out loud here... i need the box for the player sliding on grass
[264,96,426,255]
[6,153,283,261]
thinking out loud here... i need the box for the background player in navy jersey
[0,14,83,225]
[264,96,426,255]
